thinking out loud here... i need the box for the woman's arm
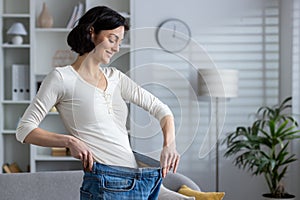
[24,128,94,171]
[160,115,180,178]
[119,70,180,176]
[16,69,64,143]
[16,69,93,171]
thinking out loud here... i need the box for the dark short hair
[67,6,129,55]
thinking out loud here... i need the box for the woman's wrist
[163,138,176,148]
[64,135,76,148]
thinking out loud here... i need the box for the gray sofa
[0,170,200,200]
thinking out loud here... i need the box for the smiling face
[91,26,125,64]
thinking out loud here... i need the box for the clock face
[156,19,191,53]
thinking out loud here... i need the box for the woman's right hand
[21,128,94,171]
[67,136,94,172]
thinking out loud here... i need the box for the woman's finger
[173,155,180,173]
[88,151,94,171]
[82,152,88,169]
[162,167,167,178]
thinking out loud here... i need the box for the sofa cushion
[159,184,196,200]
[178,185,225,200]
[163,172,201,192]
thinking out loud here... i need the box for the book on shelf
[2,162,22,173]
[51,147,70,156]
[66,2,84,29]
[12,64,30,101]
[2,164,11,173]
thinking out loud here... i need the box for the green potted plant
[223,97,300,199]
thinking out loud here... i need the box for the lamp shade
[7,22,27,35]
[198,69,238,98]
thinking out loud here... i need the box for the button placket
[104,92,113,114]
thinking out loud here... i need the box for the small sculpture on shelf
[37,2,53,28]
[6,22,27,45]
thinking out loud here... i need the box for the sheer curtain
[292,0,300,197]
[293,0,300,116]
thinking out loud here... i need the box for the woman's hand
[21,128,93,171]
[160,142,180,178]
[67,137,94,172]
[160,115,180,178]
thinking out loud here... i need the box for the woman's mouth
[106,51,113,58]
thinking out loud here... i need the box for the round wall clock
[156,18,191,53]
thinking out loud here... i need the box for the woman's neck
[72,53,100,78]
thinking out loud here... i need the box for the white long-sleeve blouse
[16,65,173,168]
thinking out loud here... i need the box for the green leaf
[269,120,276,137]
[278,167,288,182]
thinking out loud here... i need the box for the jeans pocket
[80,189,93,200]
[102,175,136,192]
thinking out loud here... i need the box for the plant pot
[262,193,295,200]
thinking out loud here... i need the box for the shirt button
[104,93,111,101]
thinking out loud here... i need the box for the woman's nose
[112,43,120,52]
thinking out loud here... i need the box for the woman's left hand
[160,143,180,178]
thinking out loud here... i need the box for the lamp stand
[197,68,239,192]
[215,97,220,192]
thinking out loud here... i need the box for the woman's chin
[101,58,111,65]
[104,59,111,64]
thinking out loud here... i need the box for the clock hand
[174,33,190,42]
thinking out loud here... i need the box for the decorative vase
[37,2,53,28]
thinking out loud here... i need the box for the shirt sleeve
[16,69,65,143]
[119,70,173,122]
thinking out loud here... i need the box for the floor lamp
[197,68,239,192]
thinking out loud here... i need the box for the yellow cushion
[178,185,225,200]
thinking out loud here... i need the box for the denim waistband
[91,151,162,180]
[92,162,161,180]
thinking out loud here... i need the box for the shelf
[47,112,59,116]
[35,155,79,161]
[1,13,30,18]
[2,44,30,48]
[35,28,71,33]
[2,100,31,104]
[2,130,16,134]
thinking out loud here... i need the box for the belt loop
[135,168,142,180]
[137,172,142,180]
[92,162,96,174]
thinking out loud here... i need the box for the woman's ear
[89,27,94,34]
[89,27,95,42]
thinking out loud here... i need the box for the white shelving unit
[0,0,31,173]
[0,0,133,173]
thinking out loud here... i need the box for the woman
[16,6,179,199]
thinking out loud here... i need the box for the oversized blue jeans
[80,152,162,200]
